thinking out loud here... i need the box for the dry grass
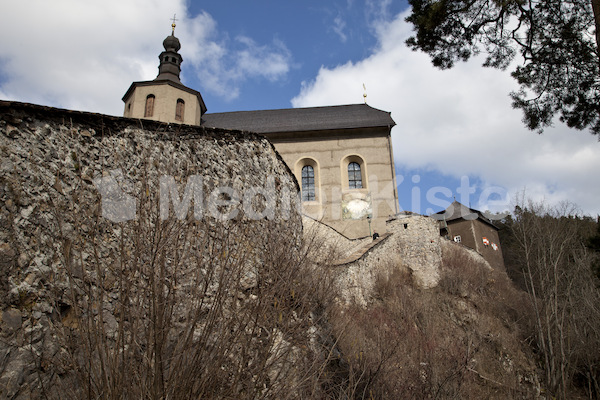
[322,244,538,399]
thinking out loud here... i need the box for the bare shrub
[372,264,412,300]
[439,245,489,297]
[45,196,344,399]
[504,200,600,398]
[323,244,539,399]
[0,122,342,399]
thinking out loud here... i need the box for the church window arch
[144,94,155,117]
[296,158,320,202]
[175,99,185,121]
[341,154,367,190]
[348,162,362,189]
[301,165,315,201]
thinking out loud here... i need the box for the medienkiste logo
[93,169,509,223]
[93,169,297,223]
[93,169,137,223]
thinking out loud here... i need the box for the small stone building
[435,201,505,270]
[123,25,399,239]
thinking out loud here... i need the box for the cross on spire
[171,14,178,32]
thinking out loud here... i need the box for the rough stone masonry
[0,101,304,398]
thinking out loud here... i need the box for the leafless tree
[508,199,600,398]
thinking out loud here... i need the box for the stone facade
[335,214,443,306]
[0,101,302,397]
[269,125,398,240]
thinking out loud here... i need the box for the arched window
[301,165,315,201]
[144,94,155,117]
[175,99,185,121]
[348,162,362,189]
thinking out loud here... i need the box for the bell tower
[122,17,206,125]
[156,21,183,82]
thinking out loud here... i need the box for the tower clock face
[342,193,372,220]
[347,199,369,215]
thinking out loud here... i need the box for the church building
[122,24,399,239]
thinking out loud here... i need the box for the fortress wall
[0,101,302,397]
[334,214,443,305]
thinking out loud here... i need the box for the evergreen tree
[406,0,600,135]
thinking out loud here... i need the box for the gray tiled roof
[434,201,498,229]
[202,103,395,133]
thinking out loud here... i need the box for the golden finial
[362,83,367,104]
[171,14,178,32]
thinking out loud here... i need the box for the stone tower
[122,22,206,125]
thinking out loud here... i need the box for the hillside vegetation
[308,200,600,399]
[498,201,600,399]
[321,244,539,399]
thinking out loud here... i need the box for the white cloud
[0,1,292,113]
[235,37,291,82]
[292,10,600,215]
[332,15,348,43]
[181,13,292,101]
[365,0,394,30]
[0,0,185,115]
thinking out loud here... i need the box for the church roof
[202,104,395,134]
[434,201,498,229]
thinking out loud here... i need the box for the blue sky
[181,0,408,113]
[1,0,599,216]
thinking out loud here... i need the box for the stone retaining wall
[0,101,302,398]
[335,214,443,305]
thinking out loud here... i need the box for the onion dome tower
[122,17,206,125]
[156,25,183,82]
